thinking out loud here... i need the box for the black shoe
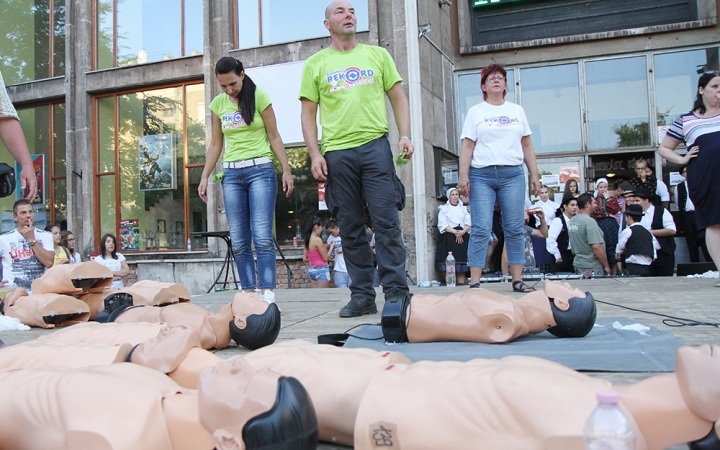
[339,297,377,318]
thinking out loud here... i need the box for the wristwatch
[28,240,37,247]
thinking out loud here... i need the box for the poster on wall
[119,219,140,251]
[138,134,175,191]
[559,165,580,190]
[542,174,560,188]
[669,171,685,186]
[318,183,327,211]
[15,154,44,204]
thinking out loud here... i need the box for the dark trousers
[550,250,574,273]
[324,136,408,301]
[682,212,711,262]
[650,251,675,277]
[626,262,651,277]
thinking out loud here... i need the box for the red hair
[480,63,507,100]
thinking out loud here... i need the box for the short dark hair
[13,198,32,215]
[576,193,594,210]
[325,220,338,229]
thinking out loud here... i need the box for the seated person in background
[93,233,130,289]
[615,203,659,277]
[44,224,70,266]
[546,194,577,273]
[568,193,610,277]
[435,187,471,285]
[60,230,81,263]
[0,199,54,292]
[303,216,330,288]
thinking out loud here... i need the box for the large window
[94,82,207,252]
[237,0,369,49]
[0,103,66,231]
[0,0,65,84]
[96,0,203,70]
[586,56,650,150]
[519,64,581,154]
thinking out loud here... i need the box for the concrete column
[202,0,234,255]
[65,0,93,257]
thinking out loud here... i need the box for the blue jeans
[308,265,330,281]
[468,165,526,268]
[221,162,277,290]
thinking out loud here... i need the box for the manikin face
[597,182,608,196]
[449,190,460,205]
[565,200,578,216]
[104,236,115,253]
[324,0,357,37]
[539,188,550,202]
[217,71,244,99]
[50,226,61,244]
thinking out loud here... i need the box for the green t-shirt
[208,87,273,161]
[567,213,605,270]
[299,44,402,153]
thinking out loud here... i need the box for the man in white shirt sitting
[615,204,659,277]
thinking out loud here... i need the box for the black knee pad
[242,376,318,450]
[381,291,411,343]
[688,427,720,450]
[547,292,597,338]
[94,293,137,323]
[230,303,281,350]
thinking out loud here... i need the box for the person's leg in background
[683,213,700,262]
[247,162,278,293]
[495,165,531,290]
[467,166,497,285]
[333,270,351,288]
[705,224,720,286]
[222,168,256,291]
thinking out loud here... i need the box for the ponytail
[215,56,257,125]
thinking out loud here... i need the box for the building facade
[1,0,716,292]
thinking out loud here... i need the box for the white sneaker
[260,289,281,313]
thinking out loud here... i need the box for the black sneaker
[339,297,377,318]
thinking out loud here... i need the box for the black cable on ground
[594,298,720,328]
[344,323,385,341]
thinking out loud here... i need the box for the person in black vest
[546,194,577,273]
[632,187,676,276]
[615,204,658,277]
[675,165,711,263]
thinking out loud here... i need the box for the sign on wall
[138,134,175,191]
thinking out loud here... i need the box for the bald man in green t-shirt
[299,0,414,318]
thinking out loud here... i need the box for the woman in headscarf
[435,187,471,284]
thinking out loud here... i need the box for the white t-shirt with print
[94,253,126,289]
[461,101,532,169]
[0,228,54,292]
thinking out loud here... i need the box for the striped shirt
[666,111,720,147]
[0,71,19,121]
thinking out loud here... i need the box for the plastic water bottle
[583,390,635,450]
[445,252,456,287]
[187,238,192,251]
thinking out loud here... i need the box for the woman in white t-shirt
[94,234,129,289]
[458,63,541,293]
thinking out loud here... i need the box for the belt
[222,157,271,169]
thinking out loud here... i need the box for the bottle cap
[596,389,619,404]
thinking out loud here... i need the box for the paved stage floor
[1,276,718,449]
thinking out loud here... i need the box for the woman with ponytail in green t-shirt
[199,57,294,305]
